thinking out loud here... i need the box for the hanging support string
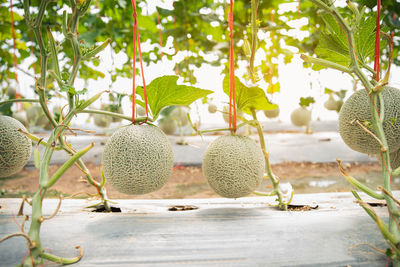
[10,0,22,111]
[157,12,164,59]
[131,0,149,124]
[374,0,381,82]
[228,0,237,133]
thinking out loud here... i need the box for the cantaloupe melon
[222,106,243,123]
[390,150,400,171]
[290,106,311,127]
[93,113,112,128]
[339,87,400,155]
[202,135,265,198]
[171,107,188,126]
[208,103,217,114]
[324,95,341,111]
[159,118,177,135]
[136,106,146,117]
[26,105,43,125]
[0,116,32,178]
[101,124,173,195]
[111,107,123,123]
[264,107,280,119]
[12,111,29,128]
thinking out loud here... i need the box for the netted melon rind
[0,116,32,178]
[339,87,400,155]
[202,135,265,198]
[390,150,400,171]
[101,124,173,195]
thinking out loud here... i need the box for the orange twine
[130,0,149,124]
[10,0,22,111]
[228,0,236,132]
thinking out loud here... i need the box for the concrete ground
[0,192,393,267]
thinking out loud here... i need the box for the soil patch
[1,161,397,199]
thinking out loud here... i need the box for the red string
[269,11,274,94]
[228,0,236,132]
[10,0,22,111]
[157,12,164,59]
[131,0,148,124]
[374,0,381,81]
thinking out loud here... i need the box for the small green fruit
[208,104,217,114]
[136,106,146,117]
[93,114,112,128]
[291,106,312,127]
[36,115,52,130]
[26,105,43,125]
[102,124,173,195]
[171,107,188,126]
[7,87,16,98]
[264,107,280,119]
[202,135,265,198]
[111,107,123,123]
[0,116,32,177]
[222,106,243,123]
[324,95,338,110]
[339,87,400,154]
[12,111,29,128]
[159,118,177,135]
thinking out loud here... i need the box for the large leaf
[315,12,387,69]
[222,76,277,115]
[136,75,212,120]
[315,14,351,68]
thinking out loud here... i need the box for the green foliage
[1,0,322,93]
[299,96,315,107]
[222,75,277,115]
[314,11,386,70]
[324,88,347,99]
[136,75,212,120]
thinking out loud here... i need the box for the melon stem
[251,108,286,210]
[308,0,400,260]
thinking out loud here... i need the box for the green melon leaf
[222,75,277,115]
[136,75,213,120]
[315,12,386,69]
[299,96,315,107]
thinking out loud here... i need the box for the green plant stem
[0,99,40,106]
[40,249,83,265]
[17,129,63,150]
[249,0,258,83]
[251,108,285,210]
[371,93,400,235]
[78,109,133,122]
[81,38,112,60]
[309,0,400,257]
[46,143,94,188]
[22,1,112,265]
[300,54,352,73]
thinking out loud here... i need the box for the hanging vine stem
[245,1,286,209]
[250,109,285,210]
[13,1,117,265]
[23,0,113,213]
[307,0,400,262]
